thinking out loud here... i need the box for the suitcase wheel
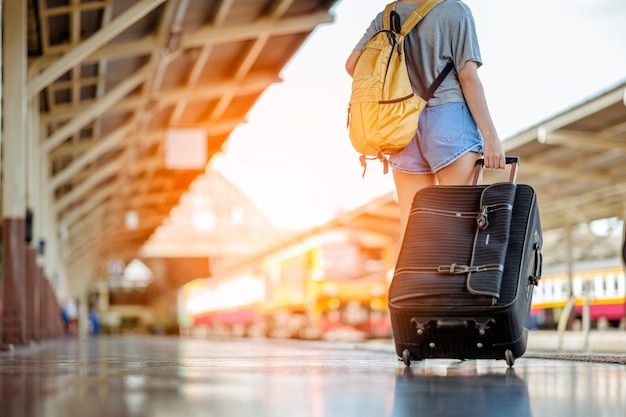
[505,349,515,367]
[402,349,412,367]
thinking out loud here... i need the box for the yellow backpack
[347,0,453,176]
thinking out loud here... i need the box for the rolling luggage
[388,157,542,367]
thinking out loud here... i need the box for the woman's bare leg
[436,151,482,186]
[392,152,481,253]
[392,170,436,244]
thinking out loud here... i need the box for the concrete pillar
[25,247,39,342]
[35,266,45,339]
[78,290,90,338]
[557,224,576,350]
[1,0,28,346]
[621,209,626,329]
[26,64,43,343]
[0,0,4,342]
[41,275,62,338]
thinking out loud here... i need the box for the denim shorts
[388,102,483,174]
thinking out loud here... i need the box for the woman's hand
[482,134,506,169]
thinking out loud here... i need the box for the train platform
[526,329,626,356]
[1,334,625,417]
[363,330,626,365]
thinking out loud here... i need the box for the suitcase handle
[472,156,520,185]
[530,235,542,286]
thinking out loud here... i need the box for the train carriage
[178,228,395,340]
[531,260,626,329]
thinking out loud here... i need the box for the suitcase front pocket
[466,184,516,297]
[389,184,516,305]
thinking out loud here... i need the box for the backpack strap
[401,0,448,35]
[382,3,397,32]
[399,0,455,101]
[423,61,455,101]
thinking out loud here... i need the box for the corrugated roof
[21,0,337,285]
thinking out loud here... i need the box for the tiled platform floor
[0,335,625,417]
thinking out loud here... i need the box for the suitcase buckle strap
[476,203,513,229]
[436,264,503,274]
[476,206,489,229]
[438,264,470,274]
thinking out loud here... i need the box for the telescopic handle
[472,156,520,185]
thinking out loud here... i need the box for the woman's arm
[458,60,505,169]
[345,49,362,78]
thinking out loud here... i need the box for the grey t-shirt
[354,0,482,106]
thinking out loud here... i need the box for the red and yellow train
[177,228,396,340]
[531,263,626,329]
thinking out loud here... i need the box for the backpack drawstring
[360,153,389,178]
[346,104,351,128]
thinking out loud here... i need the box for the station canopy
[20,0,626,285]
[24,0,337,281]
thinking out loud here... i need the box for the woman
[345,0,505,241]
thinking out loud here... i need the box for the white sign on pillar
[164,128,207,170]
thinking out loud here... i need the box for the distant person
[89,308,100,336]
[61,307,70,336]
[65,299,78,335]
[345,0,505,239]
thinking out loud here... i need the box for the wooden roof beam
[49,120,136,190]
[182,10,334,49]
[538,129,626,154]
[43,64,150,153]
[31,10,333,68]
[28,0,166,98]
[43,73,279,124]
[54,153,125,214]
[521,161,619,186]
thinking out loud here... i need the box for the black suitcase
[388,157,542,367]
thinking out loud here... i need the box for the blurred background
[2,0,626,346]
